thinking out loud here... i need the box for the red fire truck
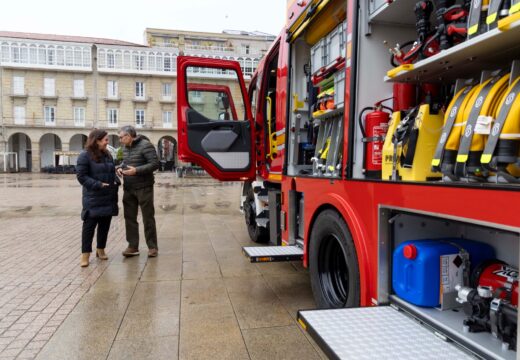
[177,0,520,358]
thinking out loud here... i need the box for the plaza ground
[0,173,323,359]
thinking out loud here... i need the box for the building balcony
[71,95,88,101]
[189,97,204,104]
[97,46,178,76]
[104,96,121,102]
[5,118,94,128]
[159,96,175,104]
[41,94,58,100]
[133,96,152,103]
[0,39,93,72]
[9,92,28,98]
[183,44,262,58]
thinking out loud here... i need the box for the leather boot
[80,253,90,267]
[96,248,108,260]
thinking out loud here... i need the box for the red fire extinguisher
[471,260,518,306]
[358,99,393,178]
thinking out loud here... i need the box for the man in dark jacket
[117,125,160,257]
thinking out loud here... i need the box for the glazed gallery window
[134,54,144,70]
[164,57,171,72]
[13,76,25,95]
[108,108,118,127]
[107,52,115,68]
[44,106,56,125]
[135,109,145,127]
[107,80,118,99]
[135,82,145,99]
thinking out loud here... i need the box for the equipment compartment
[287,2,346,178]
[378,208,519,359]
[351,0,520,187]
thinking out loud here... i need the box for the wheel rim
[318,234,349,308]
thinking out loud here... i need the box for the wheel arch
[305,195,372,306]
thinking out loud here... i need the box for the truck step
[297,306,473,360]
[242,245,303,263]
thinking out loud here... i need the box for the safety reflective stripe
[468,0,483,36]
[499,133,520,139]
[511,1,520,14]
[431,85,473,170]
[455,75,505,177]
[487,0,503,25]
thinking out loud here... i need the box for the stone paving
[0,173,323,359]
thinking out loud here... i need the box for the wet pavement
[0,173,322,359]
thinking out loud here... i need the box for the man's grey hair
[119,125,136,138]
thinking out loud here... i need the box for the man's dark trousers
[123,186,158,250]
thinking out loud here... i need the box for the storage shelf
[312,107,344,120]
[369,0,417,26]
[385,22,520,83]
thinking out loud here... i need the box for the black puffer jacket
[76,151,119,219]
[121,136,159,190]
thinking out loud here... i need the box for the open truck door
[177,56,255,181]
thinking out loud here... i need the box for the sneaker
[122,247,140,257]
[148,248,158,257]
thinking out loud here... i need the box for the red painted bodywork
[251,31,289,181]
[277,0,520,308]
[176,2,520,309]
[176,56,255,181]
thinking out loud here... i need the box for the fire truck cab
[177,0,520,358]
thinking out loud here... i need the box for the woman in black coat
[76,129,119,267]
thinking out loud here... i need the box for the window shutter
[74,80,84,97]
[44,78,55,96]
[13,77,24,95]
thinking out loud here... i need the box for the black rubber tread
[309,209,360,309]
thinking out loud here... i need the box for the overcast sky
[0,0,287,44]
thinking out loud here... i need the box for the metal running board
[242,245,303,263]
[297,307,474,360]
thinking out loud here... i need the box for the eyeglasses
[118,134,128,140]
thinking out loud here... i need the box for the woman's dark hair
[85,129,109,162]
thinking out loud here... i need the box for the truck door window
[186,66,245,121]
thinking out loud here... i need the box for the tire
[243,186,269,243]
[309,209,360,309]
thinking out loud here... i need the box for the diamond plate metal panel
[300,307,473,360]
[243,246,303,257]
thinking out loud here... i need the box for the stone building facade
[0,29,275,172]
[144,28,275,77]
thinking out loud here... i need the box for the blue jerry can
[392,238,495,307]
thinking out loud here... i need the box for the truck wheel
[244,188,269,243]
[309,210,360,308]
